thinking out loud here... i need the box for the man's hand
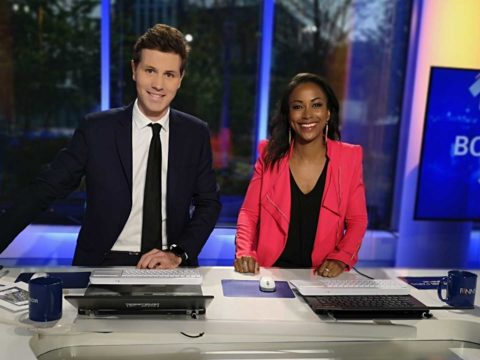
[315,259,346,277]
[137,249,182,269]
[233,256,259,274]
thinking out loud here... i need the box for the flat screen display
[415,66,480,220]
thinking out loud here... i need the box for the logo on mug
[459,288,476,295]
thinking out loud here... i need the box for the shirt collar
[132,99,170,132]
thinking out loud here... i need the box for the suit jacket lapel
[114,104,134,191]
[166,109,181,232]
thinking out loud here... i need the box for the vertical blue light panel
[101,0,110,110]
[255,0,275,153]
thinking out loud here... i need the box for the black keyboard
[305,295,431,319]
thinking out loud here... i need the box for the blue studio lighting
[255,0,275,151]
[101,0,110,110]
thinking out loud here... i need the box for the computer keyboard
[290,278,411,296]
[310,295,418,309]
[304,295,431,319]
[89,268,202,285]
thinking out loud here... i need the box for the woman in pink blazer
[235,73,368,277]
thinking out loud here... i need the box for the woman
[234,73,368,277]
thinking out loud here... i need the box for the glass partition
[271,0,413,229]
[0,0,101,224]
[110,0,262,224]
[0,0,413,230]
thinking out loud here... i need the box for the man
[0,24,221,268]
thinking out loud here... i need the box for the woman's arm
[234,142,269,270]
[326,146,368,269]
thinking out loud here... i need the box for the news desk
[0,267,479,360]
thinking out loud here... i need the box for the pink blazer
[235,139,368,268]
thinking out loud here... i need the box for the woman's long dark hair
[264,73,341,169]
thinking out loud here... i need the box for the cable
[180,331,205,338]
[352,267,375,279]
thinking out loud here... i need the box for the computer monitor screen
[415,66,480,220]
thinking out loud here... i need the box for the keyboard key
[90,268,202,285]
[290,278,411,296]
[310,295,422,310]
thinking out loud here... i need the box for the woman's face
[288,82,330,145]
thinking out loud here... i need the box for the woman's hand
[315,259,346,277]
[234,256,259,274]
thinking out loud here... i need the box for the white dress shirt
[111,100,169,252]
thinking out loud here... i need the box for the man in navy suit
[0,24,221,267]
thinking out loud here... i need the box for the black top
[274,159,329,268]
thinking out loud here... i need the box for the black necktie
[141,123,162,253]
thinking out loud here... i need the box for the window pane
[0,0,101,224]
[272,0,412,229]
[111,0,262,225]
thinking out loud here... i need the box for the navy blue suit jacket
[0,104,221,265]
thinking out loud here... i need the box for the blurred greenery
[111,1,261,196]
[0,0,99,207]
[6,0,100,132]
[0,0,412,228]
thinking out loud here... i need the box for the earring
[324,121,329,140]
[288,127,292,145]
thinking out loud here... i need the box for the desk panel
[0,267,478,359]
[36,340,480,360]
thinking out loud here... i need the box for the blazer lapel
[322,164,341,216]
[322,139,341,216]
[262,153,291,236]
[114,104,134,191]
[262,140,342,245]
[312,141,342,263]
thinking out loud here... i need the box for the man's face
[131,49,183,121]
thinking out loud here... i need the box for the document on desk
[15,272,91,289]
[0,282,29,312]
[397,276,442,290]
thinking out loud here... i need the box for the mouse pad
[15,272,91,289]
[221,279,295,298]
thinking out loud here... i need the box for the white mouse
[30,272,49,280]
[259,276,276,292]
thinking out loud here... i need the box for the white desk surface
[0,267,479,359]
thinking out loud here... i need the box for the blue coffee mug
[437,270,477,308]
[29,276,63,322]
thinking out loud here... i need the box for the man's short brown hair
[132,24,189,74]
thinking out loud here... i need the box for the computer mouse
[259,276,276,292]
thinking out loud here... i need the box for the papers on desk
[398,276,442,290]
[15,272,91,289]
[0,281,29,312]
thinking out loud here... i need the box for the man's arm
[0,121,88,253]
[174,125,221,264]
[325,145,368,268]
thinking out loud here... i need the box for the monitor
[415,66,480,220]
